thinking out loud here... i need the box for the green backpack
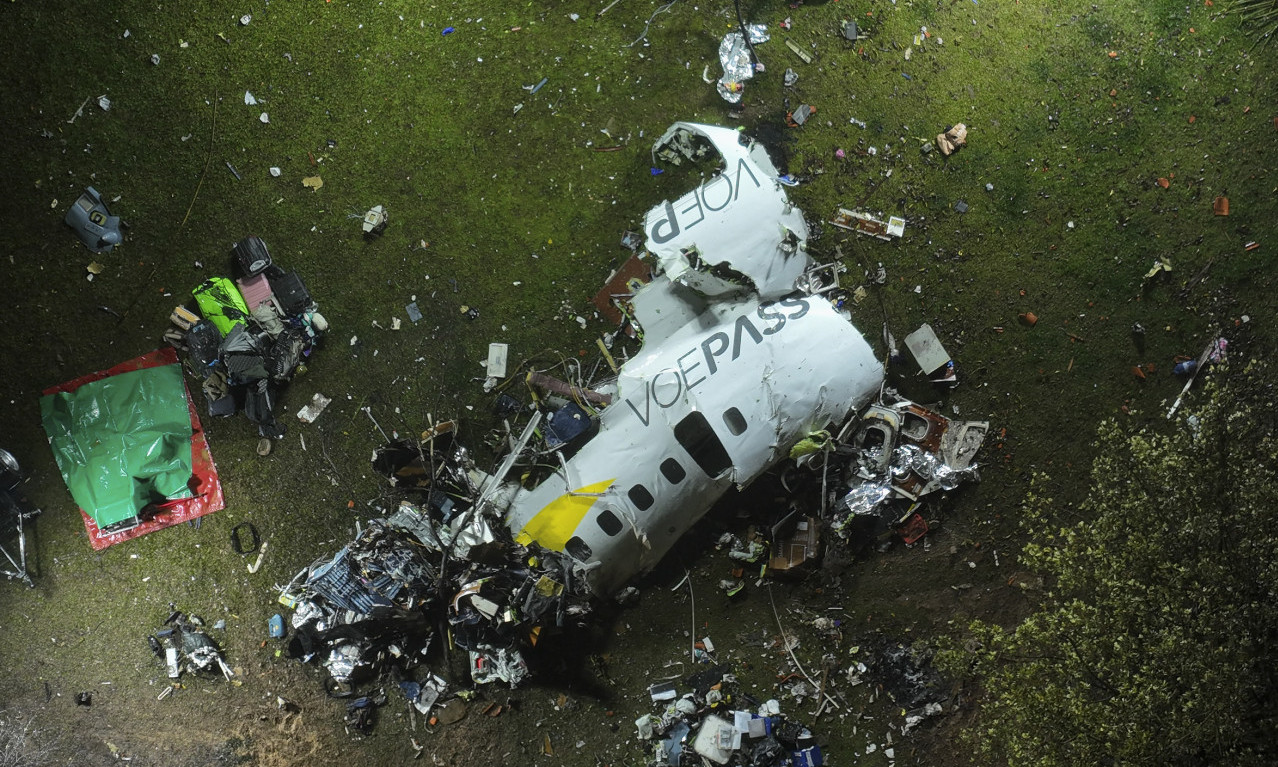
[192,276,250,336]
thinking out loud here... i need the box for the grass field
[0,0,1274,764]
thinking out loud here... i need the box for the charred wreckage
[275,124,988,753]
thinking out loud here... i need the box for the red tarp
[42,347,225,550]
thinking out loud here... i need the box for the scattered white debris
[297,393,333,424]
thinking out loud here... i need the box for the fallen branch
[1167,334,1221,419]
[66,94,92,124]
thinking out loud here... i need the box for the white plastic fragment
[269,167,281,177]
[259,112,270,124]
[297,393,333,424]
[247,541,269,573]
[486,343,509,378]
[244,91,257,105]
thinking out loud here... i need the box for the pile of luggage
[167,236,328,439]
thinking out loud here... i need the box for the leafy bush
[944,360,1278,766]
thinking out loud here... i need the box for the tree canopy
[949,360,1278,767]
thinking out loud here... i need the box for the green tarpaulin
[40,364,194,528]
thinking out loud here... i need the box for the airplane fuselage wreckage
[280,123,987,701]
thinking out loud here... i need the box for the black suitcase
[266,268,313,316]
[266,327,307,381]
[232,236,273,277]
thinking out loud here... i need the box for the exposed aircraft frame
[282,123,987,700]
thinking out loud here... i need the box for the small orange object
[1213,196,1229,216]
[1132,366,1146,380]
[1244,241,1260,251]
[1244,106,1251,114]
[1157,177,1170,188]
[1108,51,1118,58]
[1019,311,1038,326]
[1188,115,1196,123]
[1190,27,1195,33]
[1109,88,1117,97]
[347,500,355,509]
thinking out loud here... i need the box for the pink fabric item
[236,273,274,310]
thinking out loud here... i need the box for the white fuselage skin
[504,293,883,596]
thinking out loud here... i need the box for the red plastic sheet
[42,347,225,550]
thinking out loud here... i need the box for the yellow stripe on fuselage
[513,478,616,550]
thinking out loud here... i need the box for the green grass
[0,0,1275,764]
